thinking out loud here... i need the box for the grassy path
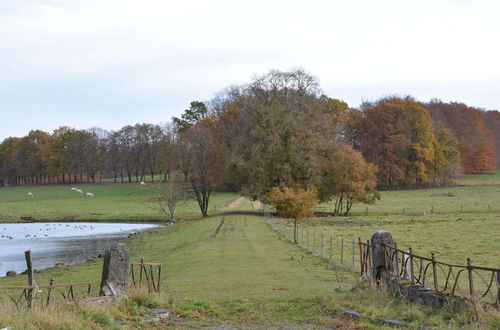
[126,215,356,327]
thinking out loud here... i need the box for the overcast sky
[1,0,499,140]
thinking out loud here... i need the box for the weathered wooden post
[467,258,474,298]
[25,250,34,308]
[99,243,130,296]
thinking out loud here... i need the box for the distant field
[458,169,500,186]
[0,184,239,222]
[329,184,500,216]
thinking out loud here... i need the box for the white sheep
[70,187,78,192]
[140,181,146,185]
[76,189,83,193]
[27,192,34,197]
[86,192,94,198]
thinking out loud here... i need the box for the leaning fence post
[157,265,162,293]
[431,252,438,291]
[467,258,474,298]
[46,278,54,306]
[25,250,34,308]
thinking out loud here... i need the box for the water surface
[0,222,158,276]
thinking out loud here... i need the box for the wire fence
[265,213,359,272]
[266,212,500,306]
[313,204,498,216]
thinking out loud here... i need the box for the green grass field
[458,170,500,186]
[1,215,489,329]
[320,183,500,216]
[0,170,499,328]
[0,184,239,222]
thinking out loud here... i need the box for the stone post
[371,230,396,280]
[99,243,130,296]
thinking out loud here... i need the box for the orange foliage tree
[266,186,319,243]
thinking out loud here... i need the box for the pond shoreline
[0,222,160,276]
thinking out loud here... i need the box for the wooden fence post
[431,252,438,291]
[467,258,474,298]
[25,250,34,308]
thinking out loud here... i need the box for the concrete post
[99,243,130,296]
[371,230,396,280]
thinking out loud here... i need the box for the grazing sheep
[86,192,95,198]
[76,189,83,193]
[27,192,33,197]
[71,187,78,192]
[140,181,146,185]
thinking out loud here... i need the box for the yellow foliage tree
[266,186,319,243]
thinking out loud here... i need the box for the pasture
[275,171,500,269]
[0,184,238,222]
[0,215,484,328]
[0,170,499,328]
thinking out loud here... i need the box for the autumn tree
[426,101,497,173]
[358,98,410,187]
[316,143,379,215]
[357,97,461,187]
[266,186,319,243]
[406,100,436,184]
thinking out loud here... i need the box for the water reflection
[0,222,159,276]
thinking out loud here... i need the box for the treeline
[0,124,175,186]
[352,97,500,187]
[0,69,499,215]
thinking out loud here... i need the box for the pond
[0,222,159,277]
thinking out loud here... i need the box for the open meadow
[0,184,239,222]
[274,171,500,268]
[0,171,499,328]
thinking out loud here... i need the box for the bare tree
[147,173,188,222]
